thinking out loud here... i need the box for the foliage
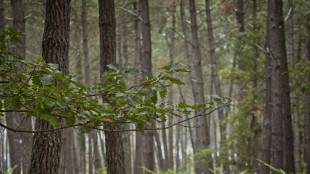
[0,29,229,133]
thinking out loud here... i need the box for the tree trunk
[8,1,33,173]
[306,22,310,174]
[287,0,300,172]
[63,128,75,174]
[29,1,70,174]
[98,0,125,173]
[88,133,93,174]
[161,121,169,170]
[154,131,164,170]
[179,0,196,154]
[168,3,176,171]
[175,124,181,171]
[188,0,210,173]
[133,2,144,173]
[281,0,295,172]
[91,131,103,171]
[140,0,155,172]
[0,0,3,33]
[266,0,287,172]
[82,0,90,85]
[204,0,228,172]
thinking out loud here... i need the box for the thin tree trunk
[161,121,169,170]
[73,133,79,174]
[88,133,93,174]
[63,129,75,174]
[205,0,227,172]
[99,131,105,167]
[281,0,295,172]
[140,0,155,172]
[154,131,164,170]
[168,3,176,171]
[287,0,301,172]
[91,131,103,171]
[188,0,210,173]
[82,0,90,85]
[175,124,181,172]
[133,2,144,173]
[180,0,196,154]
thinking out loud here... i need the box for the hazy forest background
[0,0,310,174]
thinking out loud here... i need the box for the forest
[0,0,309,174]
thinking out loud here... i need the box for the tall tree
[168,2,176,170]
[133,2,144,174]
[204,0,227,172]
[29,0,70,173]
[8,1,33,173]
[188,0,210,173]
[306,20,310,174]
[0,0,3,34]
[265,0,291,173]
[98,0,125,173]
[140,0,155,171]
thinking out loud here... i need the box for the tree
[98,0,125,173]
[133,2,144,174]
[29,0,71,173]
[188,0,210,173]
[265,0,291,173]
[140,0,155,172]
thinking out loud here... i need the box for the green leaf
[12,96,21,111]
[162,76,185,85]
[107,63,119,70]
[40,74,54,86]
[146,90,156,100]
[151,93,158,104]
[175,68,191,72]
[49,117,59,126]
[101,72,108,82]
[127,96,139,106]
[126,68,139,75]
[48,63,59,70]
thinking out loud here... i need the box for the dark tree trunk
[281,1,295,172]
[306,22,310,174]
[98,0,125,173]
[140,0,155,172]
[266,0,288,172]
[29,1,70,174]
[0,0,3,33]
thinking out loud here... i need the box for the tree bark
[205,0,228,172]
[98,0,125,173]
[29,1,70,174]
[281,0,295,172]
[188,0,210,173]
[0,0,3,33]
[140,0,155,172]
[306,21,310,174]
[266,0,287,172]
[154,131,164,170]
